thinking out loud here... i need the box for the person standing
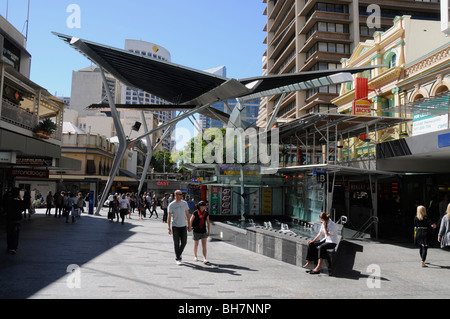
[438,204,450,250]
[168,190,192,265]
[5,188,25,254]
[45,191,53,215]
[129,193,136,218]
[190,201,210,264]
[161,193,169,223]
[150,196,158,219]
[23,190,32,220]
[414,205,436,267]
[187,197,196,215]
[303,212,339,274]
[118,194,130,225]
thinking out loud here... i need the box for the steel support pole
[95,67,129,216]
[137,111,153,196]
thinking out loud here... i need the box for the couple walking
[167,190,210,265]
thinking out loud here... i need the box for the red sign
[156,181,170,186]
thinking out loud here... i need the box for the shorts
[193,232,208,241]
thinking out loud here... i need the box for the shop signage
[156,181,170,186]
[353,99,372,116]
[0,152,16,164]
[16,156,53,166]
[262,188,272,216]
[210,186,220,215]
[10,168,49,179]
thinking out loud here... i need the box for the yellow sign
[354,99,372,116]
[262,188,272,216]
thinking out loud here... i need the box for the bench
[322,224,344,276]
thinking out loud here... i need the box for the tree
[151,150,174,172]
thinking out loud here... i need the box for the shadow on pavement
[0,211,137,299]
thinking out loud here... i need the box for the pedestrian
[136,194,145,220]
[438,204,450,250]
[414,205,436,267]
[63,192,70,218]
[45,191,53,215]
[145,193,152,217]
[161,193,169,223]
[168,190,192,265]
[190,201,210,264]
[75,192,84,218]
[187,196,196,215]
[55,191,64,218]
[5,188,25,254]
[118,194,130,225]
[67,193,78,223]
[303,212,339,274]
[23,190,32,219]
[107,195,118,222]
[150,196,158,219]
[129,193,136,218]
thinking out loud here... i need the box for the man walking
[168,190,191,265]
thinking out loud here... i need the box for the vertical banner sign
[249,188,260,216]
[221,187,232,215]
[262,188,272,216]
[210,186,220,215]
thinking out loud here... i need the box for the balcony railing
[1,98,38,131]
[1,98,62,141]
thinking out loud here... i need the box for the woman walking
[438,204,450,250]
[190,201,211,264]
[414,205,436,267]
[136,194,145,220]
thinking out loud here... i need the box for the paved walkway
[1,207,450,300]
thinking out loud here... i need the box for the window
[3,38,21,71]
[384,50,397,68]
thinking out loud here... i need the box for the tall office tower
[199,66,260,130]
[257,0,441,128]
[70,65,121,118]
[121,40,175,151]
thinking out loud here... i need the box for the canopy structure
[54,32,383,215]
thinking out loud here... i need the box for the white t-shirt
[119,197,129,210]
[168,200,189,227]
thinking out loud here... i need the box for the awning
[276,113,409,145]
[53,32,381,108]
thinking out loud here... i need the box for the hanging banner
[262,188,272,216]
[221,187,232,215]
[210,186,220,215]
[249,188,260,216]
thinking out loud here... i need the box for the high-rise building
[70,65,121,118]
[122,40,175,151]
[258,0,441,128]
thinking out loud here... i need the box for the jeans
[172,226,187,261]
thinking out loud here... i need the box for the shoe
[176,260,182,265]
[194,257,198,262]
[203,260,211,265]
[310,270,321,275]
[421,261,428,268]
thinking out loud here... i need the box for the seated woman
[303,212,339,274]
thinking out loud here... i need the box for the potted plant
[34,118,57,139]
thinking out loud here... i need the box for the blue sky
[2,0,267,97]
[2,1,267,149]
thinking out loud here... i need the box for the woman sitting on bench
[303,212,339,275]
